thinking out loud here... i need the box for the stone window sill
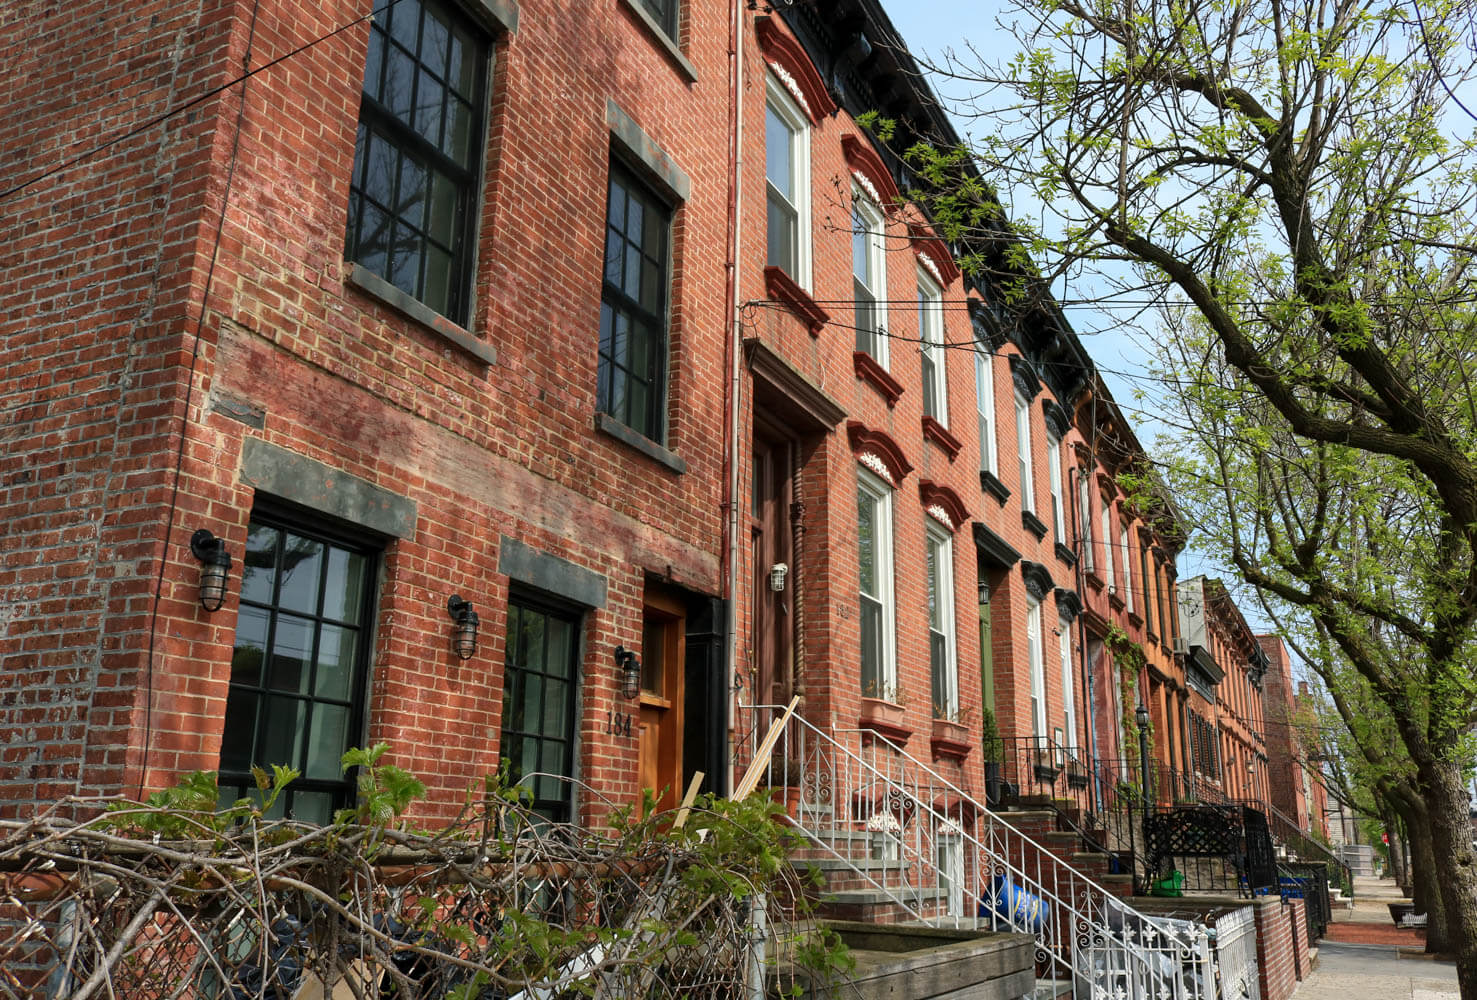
[347,264,497,366]
[617,0,698,82]
[764,266,829,335]
[595,412,687,475]
[922,415,962,461]
[854,351,904,407]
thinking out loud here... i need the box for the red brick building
[1,0,1219,853]
[1177,577,1269,803]
[1,0,738,824]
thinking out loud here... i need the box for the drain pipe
[720,0,746,792]
[746,892,769,1000]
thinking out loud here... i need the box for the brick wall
[1253,896,1299,1000]
[1,0,732,822]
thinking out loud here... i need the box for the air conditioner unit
[1172,637,1190,655]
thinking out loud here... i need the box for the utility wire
[1,1,392,202]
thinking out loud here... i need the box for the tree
[888,0,1477,990]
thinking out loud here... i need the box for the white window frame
[918,268,947,424]
[1015,391,1035,513]
[852,189,887,364]
[857,468,897,699]
[975,347,998,476]
[1059,615,1077,752]
[1121,525,1135,612]
[1047,432,1065,539]
[1078,472,1094,572]
[1101,505,1115,591]
[926,520,958,719]
[764,74,811,289]
[1027,596,1046,740]
[937,834,965,918]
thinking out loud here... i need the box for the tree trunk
[1377,797,1409,891]
[1418,757,1477,996]
[1389,783,1453,952]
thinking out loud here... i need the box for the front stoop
[769,921,1036,999]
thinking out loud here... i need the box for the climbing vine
[1106,625,1156,795]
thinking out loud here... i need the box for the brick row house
[1,0,1293,889]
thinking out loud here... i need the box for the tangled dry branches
[0,780,821,999]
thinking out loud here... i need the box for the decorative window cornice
[841,134,901,206]
[909,224,961,285]
[1022,560,1056,602]
[1055,586,1083,621]
[755,17,836,125]
[919,480,969,532]
[1042,399,1071,440]
[1009,353,1041,399]
[847,420,913,486]
[973,522,1021,570]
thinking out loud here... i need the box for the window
[219,514,378,824]
[857,469,896,698]
[926,523,957,719]
[1027,597,1046,740]
[852,191,887,362]
[1078,474,1094,572]
[937,835,964,918]
[598,163,673,442]
[919,271,946,422]
[501,595,581,822]
[346,0,488,324]
[1101,505,1115,591]
[1058,616,1076,751]
[765,76,810,286]
[1047,433,1065,539]
[975,348,997,476]
[1141,543,1154,634]
[1121,526,1135,612]
[635,0,677,38]
[1014,392,1035,513]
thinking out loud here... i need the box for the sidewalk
[1294,876,1458,999]
[1292,941,1457,999]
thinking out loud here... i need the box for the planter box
[858,697,913,744]
[930,719,973,761]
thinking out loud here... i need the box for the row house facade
[1,0,1229,858]
[1260,637,1331,839]
[2,0,737,824]
[1177,577,1270,804]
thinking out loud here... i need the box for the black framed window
[500,595,581,823]
[219,513,378,824]
[346,0,488,325]
[636,0,677,38]
[598,163,672,442]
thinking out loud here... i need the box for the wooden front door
[637,588,685,812]
[750,434,794,705]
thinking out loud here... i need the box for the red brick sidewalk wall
[1253,896,1297,1000]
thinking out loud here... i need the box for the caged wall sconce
[614,645,641,700]
[447,595,480,660]
[189,529,232,613]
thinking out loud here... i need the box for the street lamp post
[1136,702,1152,805]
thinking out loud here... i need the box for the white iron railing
[740,703,1217,1000]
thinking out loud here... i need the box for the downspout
[1069,461,1096,815]
[721,0,745,793]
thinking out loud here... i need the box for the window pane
[767,191,795,273]
[414,68,442,145]
[445,96,473,164]
[357,202,391,277]
[291,791,334,825]
[241,524,279,605]
[397,157,428,229]
[765,105,792,199]
[269,615,314,694]
[384,46,416,122]
[362,28,385,98]
[278,535,324,614]
[306,704,348,779]
[231,606,270,687]
[860,597,881,694]
[856,490,876,596]
[641,619,665,695]
[219,695,259,772]
[260,695,307,770]
[314,624,356,700]
[422,8,450,75]
[423,245,453,315]
[321,549,366,624]
[449,25,475,97]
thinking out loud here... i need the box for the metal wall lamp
[447,595,480,660]
[614,645,641,700]
[189,529,232,613]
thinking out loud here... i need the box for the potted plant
[765,755,803,818]
[858,680,912,743]
[930,703,973,760]
[980,708,1006,806]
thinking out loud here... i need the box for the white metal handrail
[739,703,1216,999]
